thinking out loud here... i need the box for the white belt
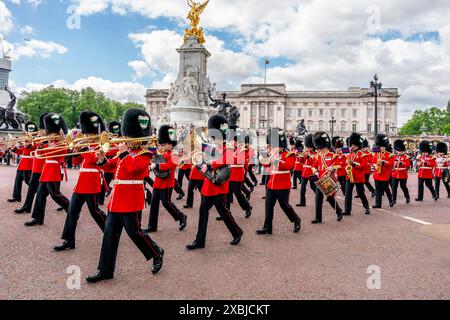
[114,180,144,185]
[420,167,433,169]
[80,168,100,173]
[45,160,58,164]
[20,156,33,159]
[272,171,290,175]
[394,168,407,170]
[303,165,311,168]
[295,162,302,164]
[231,165,245,168]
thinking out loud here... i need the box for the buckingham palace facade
[146,83,400,136]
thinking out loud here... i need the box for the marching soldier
[361,137,376,198]
[310,132,343,224]
[372,134,395,209]
[14,114,48,214]
[86,108,164,283]
[183,160,205,209]
[256,128,301,235]
[297,134,317,207]
[25,113,71,226]
[186,115,243,250]
[7,122,37,203]
[147,125,187,232]
[292,138,303,190]
[245,137,258,187]
[434,142,450,199]
[415,140,437,202]
[342,133,370,216]
[391,139,411,204]
[53,111,108,251]
[332,136,347,195]
[178,148,192,190]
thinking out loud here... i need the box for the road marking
[399,216,433,225]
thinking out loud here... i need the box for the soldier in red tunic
[415,140,437,202]
[53,112,108,251]
[14,115,48,214]
[86,108,164,283]
[178,148,192,190]
[186,115,243,250]
[147,125,187,232]
[245,137,258,186]
[297,134,317,207]
[291,138,303,190]
[361,137,376,198]
[25,113,71,226]
[310,132,343,224]
[372,134,395,209]
[256,128,301,235]
[391,139,411,204]
[332,136,347,195]
[7,122,38,203]
[434,142,450,199]
[343,133,370,216]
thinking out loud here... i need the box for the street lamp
[369,74,383,137]
[329,117,336,139]
[420,124,428,138]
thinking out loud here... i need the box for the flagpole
[264,63,267,86]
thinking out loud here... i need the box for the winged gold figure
[184,0,210,45]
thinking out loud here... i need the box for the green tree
[399,106,450,135]
[17,86,145,128]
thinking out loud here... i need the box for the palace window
[319,109,324,117]
[308,109,313,117]
[352,123,358,132]
[330,108,335,117]
[341,109,347,118]
[367,123,372,132]
[385,108,391,118]
[341,122,346,132]
[319,121,324,131]
[367,107,373,118]
[385,124,390,133]
[297,109,302,117]
[352,108,358,117]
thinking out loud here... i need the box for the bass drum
[199,165,231,185]
[152,154,170,179]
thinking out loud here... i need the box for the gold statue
[184,0,210,45]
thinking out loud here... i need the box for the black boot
[53,240,75,252]
[337,209,343,222]
[179,215,187,231]
[364,208,371,215]
[7,198,20,203]
[24,219,42,227]
[216,216,223,221]
[406,198,410,204]
[293,219,301,233]
[256,228,272,235]
[14,207,31,214]
[342,211,351,216]
[151,249,164,274]
[296,203,306,207]
[176,192,185,201]
[86,271,113,283]
[245,207,252,219]
[186,241,205,250]
[389,200,396,207]
[183,204,193,209]
[311,220,322,224]
[230,233,242,245]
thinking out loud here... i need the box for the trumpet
[375,157,383,174]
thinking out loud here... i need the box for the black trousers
[242,182,251,199]
[98,212,161,274]
[177,168,191,189]
[292,171,302,188]
[263,189,300,231]
[227,181,251,211]
[314,188,342,222]
[194,194,243,245]
[244,175,254,190]
[174,180,184,196]
[299,176,316,205]
[12,170,31,201]
[62,193,107,242]
[344,181,369,213]
[21,173,41,211]
[148,188,185,230]
[374,180,393,207]
[185,179,204,207]
[31,182,70,223]
[392,178,410,202]
[97,172,114,205]
[434,177,450,198]
[365,174,375,193]
[247,165,258,185]
[338,176,346,195]
[417,178,436,200]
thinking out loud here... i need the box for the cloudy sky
[1,0,449,125]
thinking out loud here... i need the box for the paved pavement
[0,165,449,300]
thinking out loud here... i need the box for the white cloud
[128,60,151,80]
[19,25,34,34]
[10,39,68,60]
[17,76,147,104]
[0,1,14,34]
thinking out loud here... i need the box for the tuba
[191,150,231,186]
[151,144,171,179]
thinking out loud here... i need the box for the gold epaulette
[285,151,295,158]
[136,148,153,157]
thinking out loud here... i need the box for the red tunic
[346,150,367,184]
[189,165,205,181]
[73,149,102,194]
[312,151,341,179]
[301,151,316,178]
[200,145,232,197]
[153,150,178,189]
[15,145,36,171]
[392,154,411,180]
[230,147,246,182]
[363,150,373,174]
[335,152,347,177]
[434,156,449,178]
[180,150,193,170]
[417,155,436,179]
[372,152,395,181]
[246,147,255,166]
[101,148,152,213]
[102,148,119,174]
[35,142,67,183]
[293,152,303,172]
[265,150,295,190]
[32,143,47,174]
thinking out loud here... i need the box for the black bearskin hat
[393,140,406,152]
[158,125,178,147]
[361,135,369,149]
[44,113,68,135]
[39,113,48,130]
[24,122,38,133]
[79,111,106,135]
[375,134,389,148]
[349,133,363,149]
[304,134,314,149]
[295,138,304,150]
[313,132,331,150]
[419,140,432,154]
[108,121,122,137]
[436,142,448,154]
[121,108,151,138]
[266,128,288,149]
[207,114,229,140]
[332,136,344,149]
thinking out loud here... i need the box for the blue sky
[1,0,449,125]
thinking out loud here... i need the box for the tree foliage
[399,106,450,135]
[17,87,145,128]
